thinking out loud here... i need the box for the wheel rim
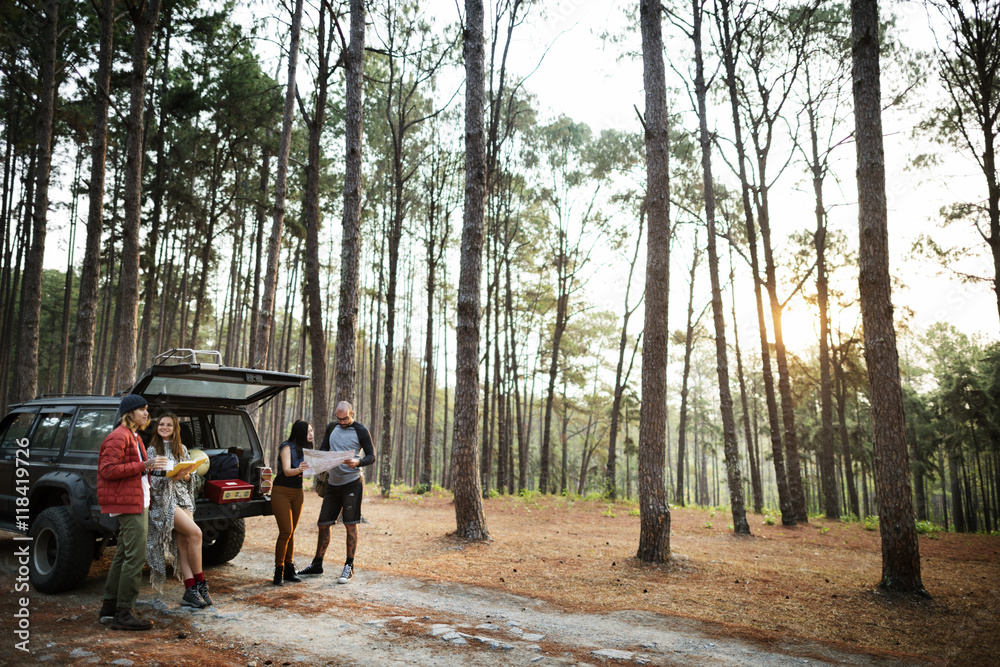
[33,525,57,577]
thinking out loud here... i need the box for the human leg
[300,487,342,575]
[338,479,363,584]
[172,507,202,578]
[271,485,296,567]
[283,489,304,582]
[113,511,149,610]
[108,511,152,630]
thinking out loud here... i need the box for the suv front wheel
[29,506,95,594]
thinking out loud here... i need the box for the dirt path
[1,531,935,666]
[190,546,933,666]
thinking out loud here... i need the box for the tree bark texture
[111,0,161,393]
[303,3,333,432]
[716,0,795,525]
[851,0,927,595]
[637,0,672,563]
[451,0,489,540]
[13,0,58,404]
[334,0,366,405]
[693,0,749,534]
[253,0,303,369]
[71,0,114,394]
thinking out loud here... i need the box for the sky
[41,0,998,364]
[471,0,999,350]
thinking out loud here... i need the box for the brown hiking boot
[110,609,152,631]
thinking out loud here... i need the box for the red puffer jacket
[97,424,148,514]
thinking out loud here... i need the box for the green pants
[103,509,148,610]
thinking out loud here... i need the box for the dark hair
[288,420,311,450]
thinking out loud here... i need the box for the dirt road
[0,525,934,666]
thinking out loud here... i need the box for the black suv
[0,350,307,593]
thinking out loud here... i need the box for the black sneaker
[99,600,116,625]
[196,581,213,606]
[297,561,323,576]
[181,586,208,609]
[337,563,353,584]
[110,609,152,631]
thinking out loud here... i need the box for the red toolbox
[205,479,253,504]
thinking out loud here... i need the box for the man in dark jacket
[97,395,166,630]
[298,401,374,583]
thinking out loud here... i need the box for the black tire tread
[29,506,94,594]
[201,517,245,565]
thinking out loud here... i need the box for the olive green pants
[103,509,148,611]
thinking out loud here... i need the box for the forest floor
[1,487,997,666]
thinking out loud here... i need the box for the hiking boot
[98,600,116,625]
[337,563,353,584]
[181,585,208,609]
[297,561,323,576]
[110,609,152,631]
[196,581,214,607]
[283,564,302,583]
[272,565,284,586]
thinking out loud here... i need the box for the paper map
[302,449,358,476]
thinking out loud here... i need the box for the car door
[0,408,39,527]
[130,360,309,410]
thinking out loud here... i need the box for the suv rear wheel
[201,517,245,565]
[29,506,95,594]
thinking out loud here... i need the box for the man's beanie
[117,394,147,422]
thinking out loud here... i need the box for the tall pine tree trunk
[452,0,489,540]
[110,0,161,393]
[851,0,926,596]
[692,0,749,533]
[252,0,302,369]
[675,240,700,506]
[637,0,672,563]
[303,3,333,431]
[12,0,58,404]
[716,0,795,525]
[334,0,365,405]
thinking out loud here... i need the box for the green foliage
[411,483,432,495]
[817,526,830,535]
[703,522,713,529]
[863,515,880,531]
[764,514,776,526]
[915,520,943,538]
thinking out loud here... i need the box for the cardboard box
[205,479,253,504]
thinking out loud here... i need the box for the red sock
[184,578,195,589]
[194,572,205,583]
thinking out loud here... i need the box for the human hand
[344,458,360,468]
[147,456,168,472]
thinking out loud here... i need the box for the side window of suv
[70,409,117,452]
[31,412,74,452]
[0,412,35,449]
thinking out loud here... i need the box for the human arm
[98,430,146,481]
[345,424,375,468]
[280,443,308,476]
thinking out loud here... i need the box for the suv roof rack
[153,349,223,366]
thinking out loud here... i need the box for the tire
[201,517,245,565]
[28,506,95,594]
